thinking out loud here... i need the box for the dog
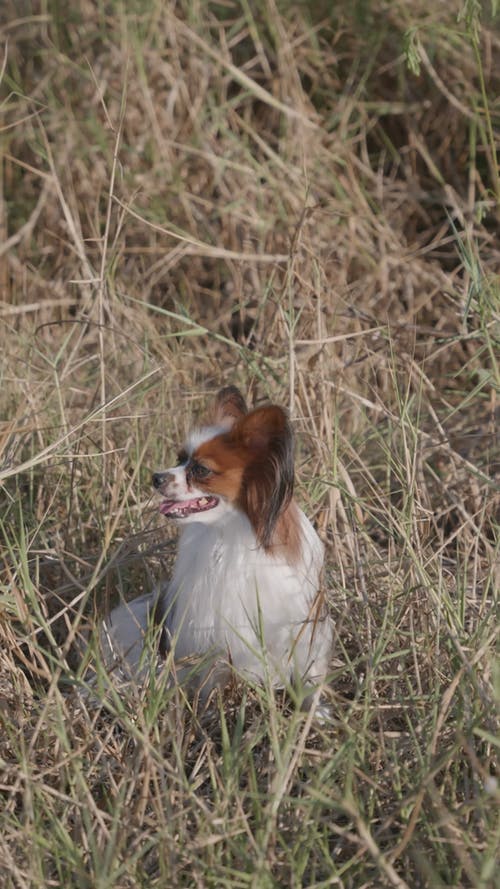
[98,387,332,704]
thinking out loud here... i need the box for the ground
[0,2,499,887]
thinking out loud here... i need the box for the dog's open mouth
[159,496,219,518]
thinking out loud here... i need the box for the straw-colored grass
[1,1,498,886]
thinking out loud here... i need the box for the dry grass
[1,1,499,886]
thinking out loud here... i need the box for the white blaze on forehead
[186,424,227,455]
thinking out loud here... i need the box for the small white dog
[100,387,332,701]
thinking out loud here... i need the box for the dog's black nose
[152,472,165,489]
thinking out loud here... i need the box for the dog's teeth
[199,498,207,505]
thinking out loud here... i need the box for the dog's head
[152,386,294,549]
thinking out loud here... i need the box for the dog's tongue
[160,499,187,515]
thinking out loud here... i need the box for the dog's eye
[176,450,188,466]
[191,462,211,479]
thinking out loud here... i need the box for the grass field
[1,1,499,886]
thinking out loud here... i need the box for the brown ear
[232,405,294,549]
[237,405,288,450]
[212,386,247,427]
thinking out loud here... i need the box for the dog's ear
[212,386,247,428]
[233,405,295,549]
